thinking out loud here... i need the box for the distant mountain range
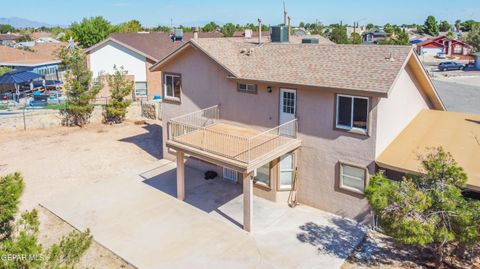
[0,17,54,28]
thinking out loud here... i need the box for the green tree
[365,147,480,268]
[70,16,113,48]
[395,30,410,45]
[366,23,375,30]
[329,25,348,44]
[350,32,362,44]
[384,23,394,34]
[439,20,451,32]
[0,24,15,34]
[58,46,102,127]
[0,173,92,268]
[17,34,32,42]
[465,23,480,52]
[424,15,439,36]
[117,19,142,33]
[455,19,462,31]
[446,31,456,39]
[462,20,479,32]
[0,67,12,76]
[306,23,324,35]
[153,25,171,32]
[299,22,305,28]
[221,23,236,37]
[202,21,219,32]
[103,66,133,124]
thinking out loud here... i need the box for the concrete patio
[42,159,366,269]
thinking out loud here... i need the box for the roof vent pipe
[287,16,291,42]
[193,27,199,40]
[258,18,262,44]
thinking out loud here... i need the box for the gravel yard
[0,121,162,268]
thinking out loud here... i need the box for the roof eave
[226,76,389,97]
[85,37,159,62]
[385,50,445,110]
[150,40,239,78]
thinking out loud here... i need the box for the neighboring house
[416,35,472,58]
[85,32,222,100]
[234,29,334,44]
[0,34,21,46]
[362,29,388,44]
[346,26,365,38]
[0,44,63,80]
[150,33,446,231]
[30,31,54,40]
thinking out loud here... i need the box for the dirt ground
[342,230,480,269]
[38,206,135,269]
[0,121,163,268]
[0,121,162,211]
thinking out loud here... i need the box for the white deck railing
[168,105,298,163]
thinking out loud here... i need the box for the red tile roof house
[416,35,473,60]
[85,31,223,100]
[149,32,449,232]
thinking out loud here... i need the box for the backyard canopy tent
[0,69,43,100]
[0,69,43,85]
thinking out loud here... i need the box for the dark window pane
[173,76,181,98]
[165,75,173,97]
[337,96,352,127]
[353,98,368,130]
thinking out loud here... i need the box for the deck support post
[176,151,185,201]
[243,172,253,232]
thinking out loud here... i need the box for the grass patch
[45,103,67,110]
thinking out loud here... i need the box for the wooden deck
[168,122,301,172]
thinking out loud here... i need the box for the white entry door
[279,88,296,125]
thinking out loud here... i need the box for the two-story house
[149,34,445,232]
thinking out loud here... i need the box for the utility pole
[283,1,287,25]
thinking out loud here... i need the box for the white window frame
[254,162,271,188]
[335,94,369,134]
[223,167,238,182]
[278,153,295,190]
[238,83,257,94]
[453,44,462,54]
[163,73,181,101]
[134,81,148,98]
[339,163,366,194]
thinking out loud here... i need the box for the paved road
[42,159,366,269]
[433,78,480,114]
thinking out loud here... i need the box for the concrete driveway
[42,160,366,269]
[433,77,480,114]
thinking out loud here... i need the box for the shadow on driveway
[297,218,364,259]
[141,164,242,215]
[119,123,163,159]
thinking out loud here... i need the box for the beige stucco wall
[146,60,162,100]
[375,66,432,157]
[159,46,379,222]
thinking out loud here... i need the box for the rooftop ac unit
[171,29,184,42]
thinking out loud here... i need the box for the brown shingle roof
[90,32,222,61]
[0,45,61,66]
[187,38,413,93]
[0,34,21,41]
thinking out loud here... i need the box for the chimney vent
[193,27,199,40]
[258,18,262,44]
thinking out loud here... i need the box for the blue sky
[1,0,479,27]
